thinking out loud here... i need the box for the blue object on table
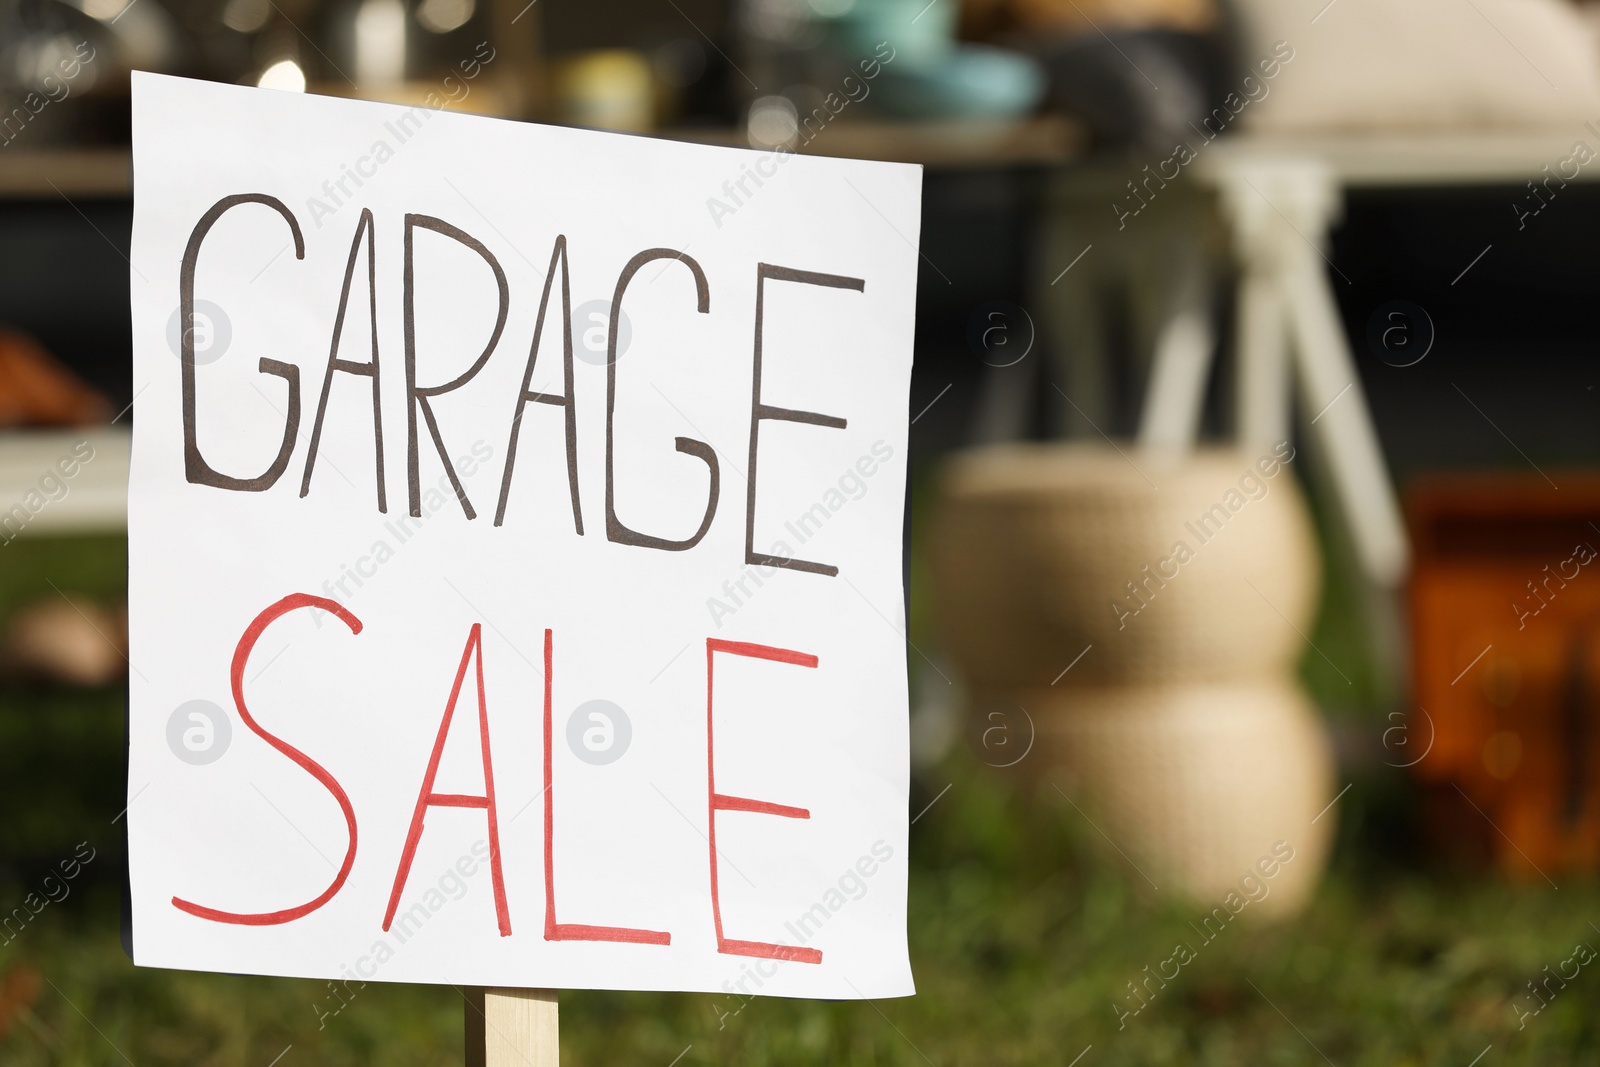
[827,0,959,68]
[870,44,1047,120]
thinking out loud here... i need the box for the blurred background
[5,0,1600,1062]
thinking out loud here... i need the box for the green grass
[3,537,1599,1064]
[0,535,127,627]
[2,761,1599,1065]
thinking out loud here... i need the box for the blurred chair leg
[1284,246,1411,692]
[1136,251,1215,449]
[1235,267,1289,450]
[971,358,1039,444]
[1035,174,1117,440]
[1041,270,1114,439]
[1285,247,1409,590]
[1212,154,1409,587]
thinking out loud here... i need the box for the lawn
[1,535,1597,1065]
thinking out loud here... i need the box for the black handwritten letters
[176,196,866,577]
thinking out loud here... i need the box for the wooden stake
[465,987,558,1066]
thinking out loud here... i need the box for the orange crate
[1409,474,1600,878]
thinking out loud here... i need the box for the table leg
[1285,249,1409,588]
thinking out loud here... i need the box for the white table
[1029,129,1597,594]
[1195,129,1600,590]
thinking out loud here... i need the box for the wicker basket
[930,443,1319,688]
[1017,677,1336,917]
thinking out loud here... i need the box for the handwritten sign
[127,73,918,999]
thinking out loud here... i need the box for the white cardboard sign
[127,72,919,998]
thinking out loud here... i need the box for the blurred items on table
[960,0,1229,148]
[10,0,1600,153]
[0,0,1049,148]
[1227,0,1600,133]
[0,0,521,146]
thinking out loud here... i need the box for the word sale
[170,593,833,967]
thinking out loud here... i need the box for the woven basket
[1012,677,1335,917]
[930,443,1319,688]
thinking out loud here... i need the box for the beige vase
[1017,678,1336,917]
[928,442,1335,915]
[930,443,1320,689]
